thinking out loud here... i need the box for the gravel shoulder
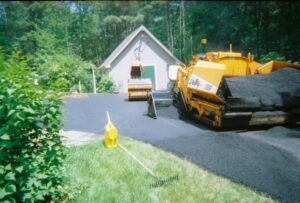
[63,93,300,203]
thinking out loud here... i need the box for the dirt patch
[60,130,101,147]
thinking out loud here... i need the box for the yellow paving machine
[148,41,300,128]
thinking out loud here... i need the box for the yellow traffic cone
[104,111,118,148]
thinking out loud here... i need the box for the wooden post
[78,80,82,93]
[92,67,97,94]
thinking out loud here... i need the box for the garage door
[143,65,156,89]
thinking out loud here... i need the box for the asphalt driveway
[63,93,300,203]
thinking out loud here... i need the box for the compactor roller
[128,60,152,100]
[148,48,300,128]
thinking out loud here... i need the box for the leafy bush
[0,51,65,202]
[34,53,96,93]
[97,74,116,93]
[259,51,286,63]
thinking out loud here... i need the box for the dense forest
[0,1,299,92]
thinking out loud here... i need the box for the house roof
[99,25,183,68]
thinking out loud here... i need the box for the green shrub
[34,53,95,93]
[0,51,65,202]
[259,51,286,63]
[97,74,116,93]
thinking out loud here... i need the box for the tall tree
[179,0,185,61]
[166,0,173,52]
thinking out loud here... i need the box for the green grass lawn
[63,136,276,203]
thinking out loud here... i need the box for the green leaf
[32,180,41,188]
[5,164,11,171]
[49,107,56,114]
[6,88,15,95]
[23,193,32,201]
[13,121,20,127]
[23,107,36,114]
[0,188,9,199]
[0,106,4,115]
[35,194,44,201]
[0,140,13,149]
[37,173,47,179]
[5,184,16,193]
[15,166,24,174]
[4,172,15,181]
[17,94,25,99]
[47,141,55,147]
[16,113,25,121]
[3,196,16,203]
[7,110,15,117]
[0,134,10,140]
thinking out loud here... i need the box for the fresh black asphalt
[63,94,300,203]
[226,67,300,108]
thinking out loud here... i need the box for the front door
[143,65,156,89]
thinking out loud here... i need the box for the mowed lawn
[63,136,276,203]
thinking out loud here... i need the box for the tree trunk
[179,0,185,61]
[255,1,261,59]
[182,0,185,61]
[190,35,193,57]
[64,3,70,54]
[79,3,85,59]
[179,1,182,60]
[166,0,173,52]
[2,3,8,35]
[92,68,97,94]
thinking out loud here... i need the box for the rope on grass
[118,143,157,177]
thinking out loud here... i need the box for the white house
[99,25,183,93]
